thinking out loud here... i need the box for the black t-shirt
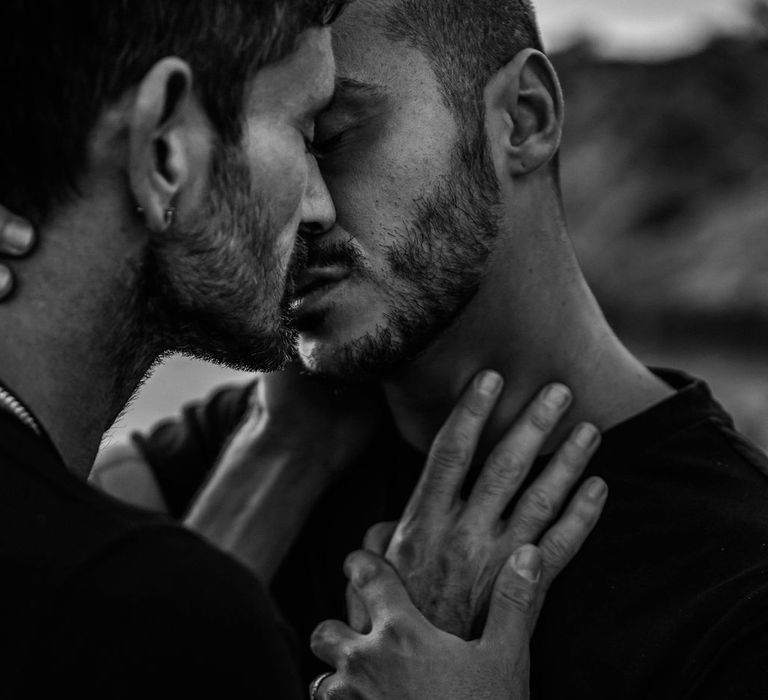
[138,370,768,699]
[0,407,302,698]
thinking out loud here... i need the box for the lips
[292,265,350,300]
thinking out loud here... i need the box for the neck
[383,217,673,460]
[0,206,156,478]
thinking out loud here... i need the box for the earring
[163,207,176,231]
[134,206,175,230]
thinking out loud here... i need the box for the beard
[301,132,502,382]
[133,140,305,374]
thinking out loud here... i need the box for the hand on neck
[0,199,156,478]
[382,237,674,463]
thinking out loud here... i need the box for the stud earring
[163,207,176,230]
[134,206,175,231]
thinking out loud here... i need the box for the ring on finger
[310,671,334,699]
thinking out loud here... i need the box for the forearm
[184,416,333,585]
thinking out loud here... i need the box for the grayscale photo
[0,0,766,697]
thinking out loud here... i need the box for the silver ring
[309,671,334,699]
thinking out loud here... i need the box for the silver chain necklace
[0,386,42,437]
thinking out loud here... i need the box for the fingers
[0,208,35,257]
[465,383,572,525]
[363,521,397,555]
[482,544,542,647]
[348,523,398,634]
[502,422,601,543]
[346,581,371,634]
[403,371,503,519]
[344,549,422,631]
[0,266,13,301]
[537,476,607,591]
[310,618,361,668]
[0,208,35,302]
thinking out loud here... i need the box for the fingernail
[4,220,34,254]
[587,477,607,500]
[511,545,541,583]
[478,370,503,396]
[0,266,11,294]
[574,423,600,449]
[544,383,571,409]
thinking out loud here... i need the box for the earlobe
[128,58,196,233]
[484,49,564,182]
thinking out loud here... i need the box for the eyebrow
[334,76,389,99]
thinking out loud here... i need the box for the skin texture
[313,547,542,700]
[0,7,618,695]
[0,27,336,476]
[41,0,647,646]
[290,0,673,641]
[294,0,671,462]
[186,365,386,585]
[346,376,607,641]
[311,374,607,699]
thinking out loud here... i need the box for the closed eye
[305,137,324,161]
[313,129,350,156]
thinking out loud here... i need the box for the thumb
[482,545,542,647]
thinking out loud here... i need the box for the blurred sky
[535,0,754,57]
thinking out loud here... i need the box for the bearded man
[0,0,618,697]
[52,0,768,697]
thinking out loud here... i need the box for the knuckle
[528,404,556,433]
[483,454,523,491]
[377,616,410,647]
[364,521,396,553]
[572,500,602,530]
[524,487,556,521]
[540,532,573,567]
[323,677,358,700]
[340,646,368,676]
[499,582,536,614]
[560,441,590,471]
[462,395,489,420]
[310,621,335,652]
[430,442,471,471]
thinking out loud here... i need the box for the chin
[297,321,411,383]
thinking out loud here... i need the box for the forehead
[332,1,443,107]
[246,27,335,115]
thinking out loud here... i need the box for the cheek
[328,114,455,253]
[325,147,430,264]
[245,125,309,230]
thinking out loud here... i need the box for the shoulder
[682,570,768,698]
[31,526,302,697]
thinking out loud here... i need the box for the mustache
[286,238,362,291]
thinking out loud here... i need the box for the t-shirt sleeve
[30,527,303,699]
[133,381,258,518]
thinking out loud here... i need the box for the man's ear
[483,49,564,183]
[128,57,202,233]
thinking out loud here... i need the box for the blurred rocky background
[557,0,768,447]
[112,0,768,450]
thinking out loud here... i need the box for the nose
[299,157,336,237]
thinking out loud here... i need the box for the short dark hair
[0,0,349,219]
[383,0,561,191]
